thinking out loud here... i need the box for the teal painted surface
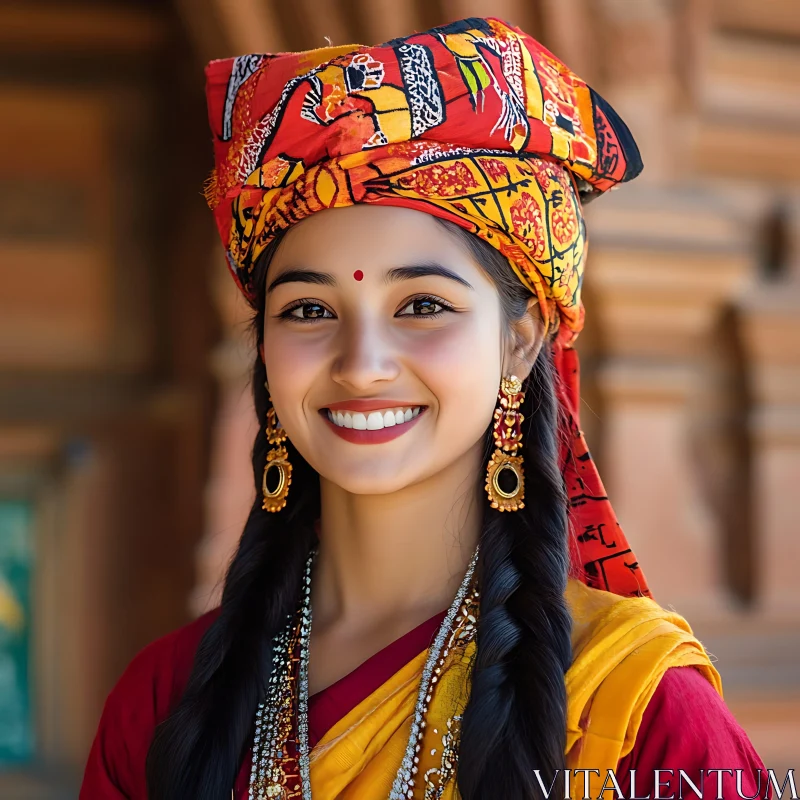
[0,500,34,766]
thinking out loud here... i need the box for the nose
[330,316,400,392]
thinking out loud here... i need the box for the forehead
[270,205,477,273]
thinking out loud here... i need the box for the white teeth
[326,406,423,430]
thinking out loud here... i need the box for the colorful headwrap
[204,17,651,599]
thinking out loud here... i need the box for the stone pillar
[592,0,685,185]
[585,187,753,617]
[738,195,800,617]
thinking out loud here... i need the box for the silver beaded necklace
[248,546,480,800]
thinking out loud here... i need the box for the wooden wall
[0,2,216,794]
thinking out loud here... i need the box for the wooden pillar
[191,275,257,614]
[177,0,292,616]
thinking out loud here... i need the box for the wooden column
[177,0,291,615]
[191,276,257,614]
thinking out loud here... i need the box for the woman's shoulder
[79,607,221,799]
[564,581,768,795]
[564,578,725,753]
[564,577,714,676]
[565,575,723,692]
[109,606,221,718]
[617,666,769,798]
[633,664,745,752]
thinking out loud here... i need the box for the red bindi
[353,269,364,281]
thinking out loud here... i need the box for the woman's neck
[312,442,484,632]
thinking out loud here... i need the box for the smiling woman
[80,16,769,800]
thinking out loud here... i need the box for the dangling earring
[262,401,292,512]
[485,375,525,512]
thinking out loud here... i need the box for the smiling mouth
[323,406,424,431]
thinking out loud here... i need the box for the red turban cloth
[204,17,651,599]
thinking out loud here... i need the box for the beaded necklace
[248,547,480,800]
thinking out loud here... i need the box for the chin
[326,471,417,497]
[313,454,428,496]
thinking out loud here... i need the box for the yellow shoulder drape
[309,579,721,800]
[563,580,721,799]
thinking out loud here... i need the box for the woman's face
[262,205,534,496]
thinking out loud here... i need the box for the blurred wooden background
[0,0,798,795]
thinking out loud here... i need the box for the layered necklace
[248,547,480,800]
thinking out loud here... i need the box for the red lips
[320,407,427,444]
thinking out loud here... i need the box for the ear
[502,297,545,381]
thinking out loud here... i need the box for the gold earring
[485,375,525,512]
[262,404,292,512]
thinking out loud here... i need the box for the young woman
[80,17,770,800]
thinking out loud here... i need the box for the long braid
[146,239,321,799]
[432,218,573,798]
[458,345,572,799]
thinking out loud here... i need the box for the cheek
[264,327,326,373]
[262,325,328,433]
[410,313,503,433]
[410,310,502,380]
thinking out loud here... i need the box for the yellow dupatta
[308,578,722,800]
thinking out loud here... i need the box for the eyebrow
[266,268,337,294]
[266,261,475,293]
[385,263,474,290]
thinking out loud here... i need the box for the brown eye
[398,297,450,317]
[415,299,440,314]
[288,303,332,319]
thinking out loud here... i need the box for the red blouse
[80,607,770,799]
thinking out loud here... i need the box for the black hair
[146,218,573,799]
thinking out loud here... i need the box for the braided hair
[146,221,572,799]
[444,223,572,799]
